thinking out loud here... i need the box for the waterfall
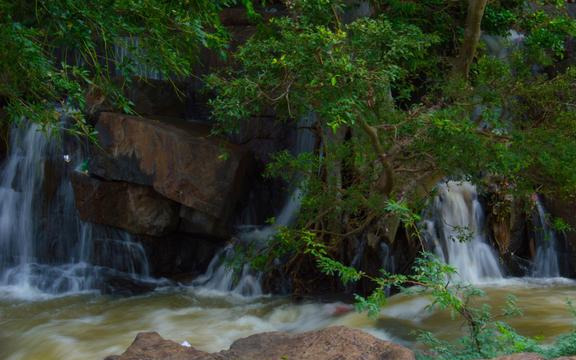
[0,121,151,299]
[531,196,561,278]
[114,37,163,80]
[422,181,503,283]
[482,30,524,60]
[191,245,263,297]
[193,115,316,295]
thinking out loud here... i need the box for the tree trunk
[453,0,489,78]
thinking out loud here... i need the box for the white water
[114,37,164,80]
[423,181,503,283]
[0,122,152,300]
[531,196,561,277]
[191,245,263,297]
[193,115,317,295]
[482,30,524,60]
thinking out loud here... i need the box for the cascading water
[114,37,164,80]
[531,196,561,278]
[482,30,524,60]
[0,121,151,299]
[193,115,316,296]
[191,244,263,297]
[422,181,503,283]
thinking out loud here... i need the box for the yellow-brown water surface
[1,279,575,360]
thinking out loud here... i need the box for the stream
[1,278,575,360]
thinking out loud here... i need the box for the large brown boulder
[72,172,180,236]
[221,325,414,360]
[107,326,415,360]
[104,332,214,360]
[89,113,252,236]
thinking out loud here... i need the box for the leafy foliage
[0,0,244,136]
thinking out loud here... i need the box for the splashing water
[193,114,317,296]
[191,245,263,297]
[531,196,561,278]
[0,122,152,300]
[422,181,503,283]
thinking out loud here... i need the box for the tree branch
[357,115,394,196]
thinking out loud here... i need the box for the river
[1,278,575,360]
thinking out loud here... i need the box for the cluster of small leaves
[519,5,576,65]
[418,297,576,360]
[552,217,574,234]
[208,1,437,134]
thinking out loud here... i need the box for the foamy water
[2,281,576,360]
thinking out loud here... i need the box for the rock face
[0,111,7,163]
[138,234,222,280]
[106,326,415,360]
[72,172,179,236]
[125,79,187,119]
[88,112,252,237]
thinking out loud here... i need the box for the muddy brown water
[1,279,574,360]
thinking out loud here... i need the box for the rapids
[1,280,576,360]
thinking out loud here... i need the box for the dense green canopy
[207,1,576,256]
[0,0,247,137]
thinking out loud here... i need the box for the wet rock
[179,206,228,239]
[125,79,187,119]
[98,273,163,297]
[107,326,415,360]
[89,113,252,237]
[138,233,223,280]
[104,332,213,360]
[71,172,180,236]
[86,78,187,119]
[0,110,7,162]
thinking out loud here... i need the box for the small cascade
[191,245,263,297]
[237,112,316,244]
[114,37,163,80]
[531,196,561,278]
[482,30,524,60]
[193,115,316,295]
[0,121,152,299]
[422,181,503,283]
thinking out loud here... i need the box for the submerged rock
[106,326,415,360]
